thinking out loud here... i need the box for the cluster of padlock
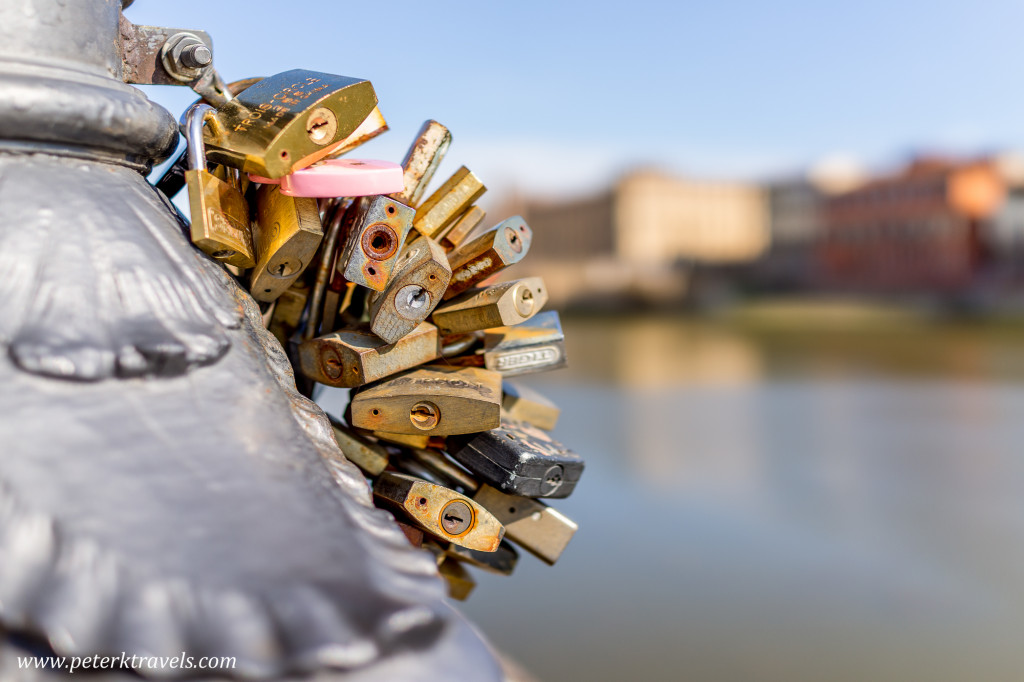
[154,69,583,600]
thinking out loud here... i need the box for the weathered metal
[298,322,440,388]
[412,166,486,239]
[372,473,505,552]
[388,120,452,207]
[0,1,502,679]
[444,216,533,299]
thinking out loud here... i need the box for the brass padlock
[329,418,389,476]
[437,556,475,601]
[483,310,568,376]
[440,205,486,252]
[349,365,502,436]
[412,166,486,239]
[501,380,560,431]
[474,484,578,565]
[183,103,256,269]
[373,431,430,449]
[297,321,440,388]
[400,447,578,564]
[390,120,452,207]
[266,279,310,347]
[372,430,434,449]
[447,419,584,499]
[431,277,548,335]
[203,69,379,178]
[250,184,323,302]
[335,195,414,292]
[368,237,451,344]
[372,472,504,551]
[444,216,533,300]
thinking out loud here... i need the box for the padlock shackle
[184,102,214,172]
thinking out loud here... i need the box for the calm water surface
[454,315,1024,682]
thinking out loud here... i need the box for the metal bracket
[119,17,232,107]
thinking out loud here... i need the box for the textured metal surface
[0,153,473,679]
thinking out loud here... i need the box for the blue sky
[131,0,1024,198]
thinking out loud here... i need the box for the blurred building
[520,170,768,306]
[759,180,826,289]
[819,158,1005,292]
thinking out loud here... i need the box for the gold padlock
[372,472,504,552]
[368,237,451,344]
[390,120,452,207]
[372,430,434,449]
[250,184,323,302]
[203,69,379,178]
[183,103,256,269]
[431,277,548,335]
[349,365,502,436]
[329,417,390,476]
[297,321,440,388]
[401,447,577,564]
[437,556,476,601]
[266,279,310,347]
[412,166,486,239]
[474,484,578,565]
[440,205,486,252]
[445,216,533,300]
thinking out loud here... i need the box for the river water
[453,313,1024,681]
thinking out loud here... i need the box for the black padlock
[446,419,584,499]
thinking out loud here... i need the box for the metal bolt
[180,43,212,69]
[439,500,473,536]
[160,32,212,82]
[395,285,430,319]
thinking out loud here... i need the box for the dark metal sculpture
[0,0,502,678]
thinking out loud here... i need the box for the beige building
[518,170,769,305]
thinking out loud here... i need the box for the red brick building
[820,158,1005,292]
